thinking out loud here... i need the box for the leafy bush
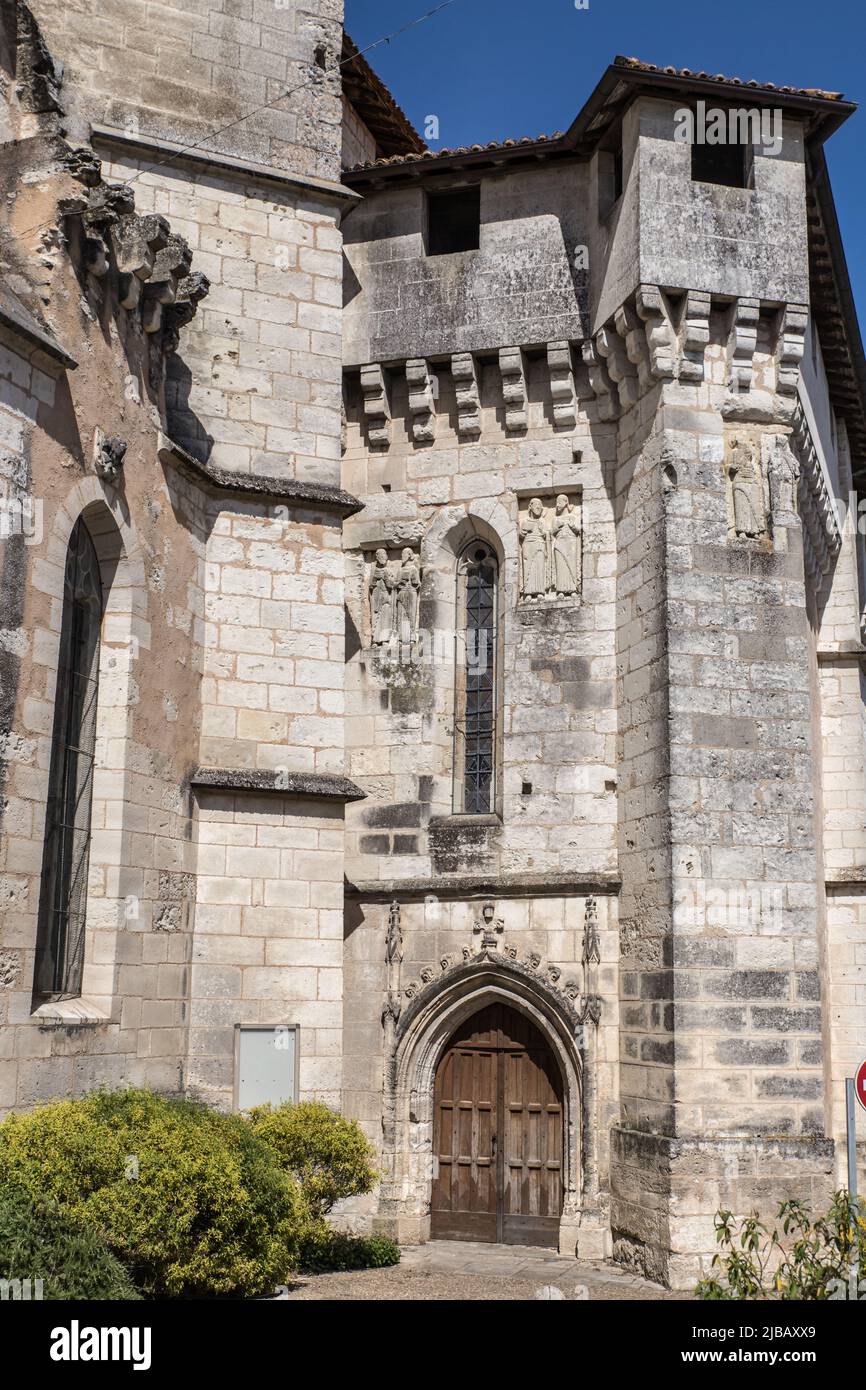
[697,1190,866,1300]
[247,1101,378,1219]
[298,1227,400,1274]
[0,1089,304,1298]
[0,1186,140,1300]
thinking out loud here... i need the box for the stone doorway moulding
[377,951,603,1257]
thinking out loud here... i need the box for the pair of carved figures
[519,495,581,600]
[370,548,422,646]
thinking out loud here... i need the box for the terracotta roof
[344,54,852,176]
[613,55,844,103]
[341,33,425,160]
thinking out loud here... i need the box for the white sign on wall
[234,1025,298,1111]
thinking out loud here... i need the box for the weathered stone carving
[472,900,504,949]
[518,493,581,602]
[614,303,652,394]
[581,338,618,420]
[727,433,768,539]
[142,234,193,334]
[678,289,711,382]
[582,894,601,966]
[499,346,527,430]
[775,303,808,396]
[114,212,171,310]
[385,900,403,965]
[93,429,127,481]
[360,363,391,447]
[547,341,577,427]
[367,546,423,658]
[728,296,760,390]
[596,324,638,411]
[636,284,677,380]
[452,352,481,436]
[406,358,437,443]
[369,547,396,645]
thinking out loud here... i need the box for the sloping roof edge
[341,32,426,160]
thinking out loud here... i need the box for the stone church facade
[1,1,865,1287]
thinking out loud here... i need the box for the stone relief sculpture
[551,494,580,596]
[472,900,504,950]
[385,900,403,966]
[396,548,421,644]
[727,435,767,539]
[368,547,422,654]
[369,548,395,644]
[518,493,582,601]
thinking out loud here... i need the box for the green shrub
[697,1190,866,1300]
[0,1089,304,1298]
[247,1101,378,1219]
[298,1227,400,1274]
[0,1186,140,1300]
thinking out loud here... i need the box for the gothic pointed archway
[378,951,596,1255]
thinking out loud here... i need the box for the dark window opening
[34,518,103,1002]
[691,140,752,189]
[521,781,533,796]
[426,186,480,256]
[457,541,497,815]
[613,149,623,202]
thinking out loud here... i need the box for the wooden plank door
[431,1003,563,1247]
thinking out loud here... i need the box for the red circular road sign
[857,1059,866,1113]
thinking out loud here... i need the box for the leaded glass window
[34,519,103,1001]
[456,541,498,815]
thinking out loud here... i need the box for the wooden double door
[431,1003,564,1247]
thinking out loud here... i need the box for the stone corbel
[79,184,135,280]
[406,358,437,443]
[678,289,711,382]
[360,363,391,448]
[142,233,193,333]
[727,296,760,391]
[636,284,676,380]
[451,352,481,437]
[547,341,578,427]
[499,346,528,431]
[775,302,809,396]
[596,324,638,412]
[614,303,653,394]
[163,272,211,355]
[113,212,171,310]
[581,338,618,420]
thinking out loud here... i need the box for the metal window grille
[457,542,497,814]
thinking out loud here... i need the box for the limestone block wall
[27,0,345,181]
[99,150,345,486]
[341,351,619,885]
[187,790,344,1108]
[342,161,589,366]
[200,499,346,777]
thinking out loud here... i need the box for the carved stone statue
[519,497,549,598]
[396,547,421,645]
[94,431,127,481]
[551,494,580,596]
[369,548,396,644]
[472,900,504,950]
[728,436,767,538]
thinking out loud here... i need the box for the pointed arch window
[454,540,499,815]
[34,519,103,1001]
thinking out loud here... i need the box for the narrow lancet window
[455,540,498,815]
[34,519,103,1001]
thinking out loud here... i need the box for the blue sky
[346,0,866,327]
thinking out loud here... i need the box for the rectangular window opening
[426,186,480,256]
[691,139,753,189]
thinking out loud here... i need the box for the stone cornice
[90,125,361,210]
[344,870,621,901]
[191,768,367,802]
[158,433,363,517]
